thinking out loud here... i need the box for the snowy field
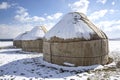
[0,41,13,48]
[0,41,120,80]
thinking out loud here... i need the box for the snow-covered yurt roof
[14,31,29,40]
[45,12,107,41]
[14,26,45,40]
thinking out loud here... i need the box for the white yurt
[43,12,109,66]
[13,32,28,48]
[21,26,47,53]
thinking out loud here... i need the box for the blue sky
[0,0,120,39]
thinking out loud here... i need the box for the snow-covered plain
[0,41,120,80]
[0,41,13,48]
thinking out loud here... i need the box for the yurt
[13,32,28,48]
[43,12,109,66]
[22,26,47,53]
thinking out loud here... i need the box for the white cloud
[96,20,120,32]
[32,16,45,22]
[88,9,120,38]
[16,7,27,14]
[88,9,118,21]
[0,22,55,39]
[45,13,63,30]
[47,13,63,20]
[14,7,45,23]
[0,24,33,39]
[53,13,63,19]
[14,6,62,25]
[97,0,107,4]
[0,2,11,9]
[14,7,31,22]
[88,9,108,21]
[47,16,53,20]
[14,6,63,34]
[68,0,89,14]
[112,1,115,5]
[109,9,116,14]
[96,20,120,38]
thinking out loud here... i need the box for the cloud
[14,6,63,30]
[14,6,62,27]
[0,22,54,39]
[88,9,108,21]
[112,1,115,5]
[95,20,120,38]
[88,9,120,38]
[68,0,89,14]
[0,2,11,9]
[44,13,63,30]
[14,7,31,22]
[97,0,107,4]
[88,9,118,21]
[97,20,120,31]
[0,5,63,39]
[47,13,63,20]
[0,24,33,39]
[109,9,115,14]
[32,16,45,22]
[16,6,27,14]
[14,7,45,23]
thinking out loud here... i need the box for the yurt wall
[13,40,22,48]
[13,32,28,48]
[22,39,43,53]
[43,39,108,66]
[21,26,46,53]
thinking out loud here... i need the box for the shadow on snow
[0,57,72,78]
[0,49,100,79]
[0,56,100,79]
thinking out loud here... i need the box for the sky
[0,0,120,39]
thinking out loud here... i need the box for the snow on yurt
[13,32,28,48]
[21,26,47,53]
[43,12,109,66]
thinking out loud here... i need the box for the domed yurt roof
[17,26,45,40]
[21,26,45,40]
[14,32,29,40]
[44,12,107,41]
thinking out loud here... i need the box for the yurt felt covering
[22,39,43,53]
[13,40,22,48]
[13,32,28,48]
[21,26,45,53]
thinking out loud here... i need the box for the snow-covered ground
[0,41,120,80]
[0,41,13,48]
